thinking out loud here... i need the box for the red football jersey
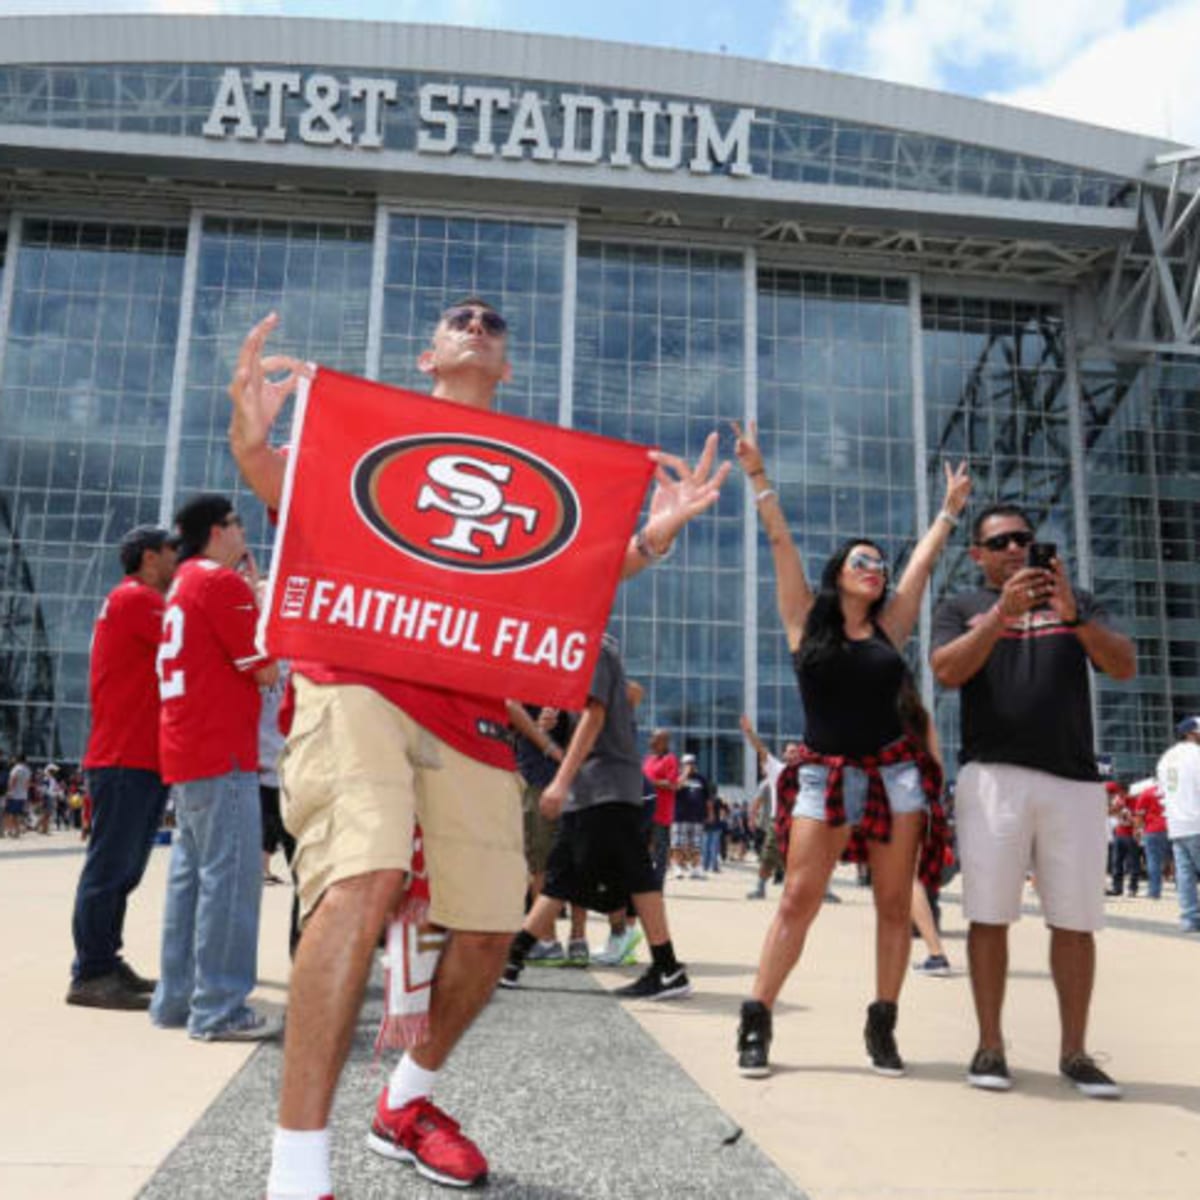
[157,558,271,784]
[83,577,165,772]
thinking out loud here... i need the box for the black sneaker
[65,971,151,1011]
[967,1047,1013,1091]
[737,1000,772,1078]
[1060,1052,1122,1099]
[614,965,691,1000]
[498,961,523,990]
[114,960,156,995]
[864,1000,905,1077]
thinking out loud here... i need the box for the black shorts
[542,803,660,912]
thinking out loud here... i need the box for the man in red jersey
[229,301,728,1200]
[643,728,680,887]
[67,525,177,1011]
[148,493,281,1042]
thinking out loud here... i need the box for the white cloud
[769,0,1198,144]
[991,1,1200,145]
[771,0,1127,88]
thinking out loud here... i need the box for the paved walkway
[3,829,1199,1199]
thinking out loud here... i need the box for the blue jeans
[702,828,722,871]
[650,823,670,887]
[72,768,168,981]
[1172,835,1200,931]
[1143,831,1170,899]
[150,771,263,1036]
[1110,835,1141,895]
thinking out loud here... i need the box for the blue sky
[2,0,1197,144]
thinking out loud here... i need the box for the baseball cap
[1176,716,1200,737]
[118,525,177,574]
[681,753,698,764]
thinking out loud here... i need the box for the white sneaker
[593,926,643,966]
[689,868,705,880]
[673,867,686,880]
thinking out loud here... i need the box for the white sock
[387,1053,440,1110]
[266,1127,332,1199]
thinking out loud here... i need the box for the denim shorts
[792,753,926,826]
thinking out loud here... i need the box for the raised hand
[227,313,313,451]
[642,432,732,550]
[941,460,971,518]
[730,419,765,479]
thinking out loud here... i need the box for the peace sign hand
[730,419,765,479]
[941,460,972,518]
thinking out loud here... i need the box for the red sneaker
[367,1090,488,1189]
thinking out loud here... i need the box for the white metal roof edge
[0,13,1187,184]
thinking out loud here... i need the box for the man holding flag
[229,299,728,1200]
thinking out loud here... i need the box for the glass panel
[575,241,744,783]
[0,219,186,761]
[923,295,1072,773]
[179,216,372,567]
[1080,355,1200,778]
[756,268,913,752]
[378,214,564,425]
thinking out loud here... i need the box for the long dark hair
[796,537,890,674]
[896,670,932,753]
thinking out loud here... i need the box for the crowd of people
[9,292,1198,1199]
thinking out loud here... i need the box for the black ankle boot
[737,1000,772,1078]
[864,1000,905,1076]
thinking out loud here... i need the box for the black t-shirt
[513,704,574,790]
[675,772,710,823]
[794,628,906,757]
[931,587,1107,781]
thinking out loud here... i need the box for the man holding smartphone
[931,502,1135,1099]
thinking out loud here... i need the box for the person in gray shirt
[502,635,691,1000]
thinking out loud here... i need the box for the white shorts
[956,762,1107,932]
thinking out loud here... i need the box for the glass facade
[379,213,564,424]
[574,241,746,782]
[180,216,374,562]
[1081,356,1200,774]
[0,63,1130,207]
[0,219,186,758]
[0,209,1194,782]
[756,269,915,750]
[923,296,1075,770]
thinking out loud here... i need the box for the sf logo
[416,455,538,556]
[352,434,580,573]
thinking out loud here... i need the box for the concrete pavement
[2,829,1199,1199]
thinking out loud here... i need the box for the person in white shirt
[1156,716,1200,933]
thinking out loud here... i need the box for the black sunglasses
[442,307,508,336]
[978,530,1033,552]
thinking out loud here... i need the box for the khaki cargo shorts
[280,676,525,932]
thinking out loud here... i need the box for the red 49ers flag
[260,367,656,709]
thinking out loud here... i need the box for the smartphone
[1029,541,1057,570]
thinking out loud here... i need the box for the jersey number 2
[157,605,186,700]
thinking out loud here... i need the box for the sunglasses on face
[847,551,888,574]
[978,530,1033,552]
[441,307,508,336]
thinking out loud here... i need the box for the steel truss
[1080,154,1200,359]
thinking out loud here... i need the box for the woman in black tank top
[730,418,970,1081]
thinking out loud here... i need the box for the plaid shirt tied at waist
[774,734,949,890]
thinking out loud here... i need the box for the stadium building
[2,14,1198,786]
